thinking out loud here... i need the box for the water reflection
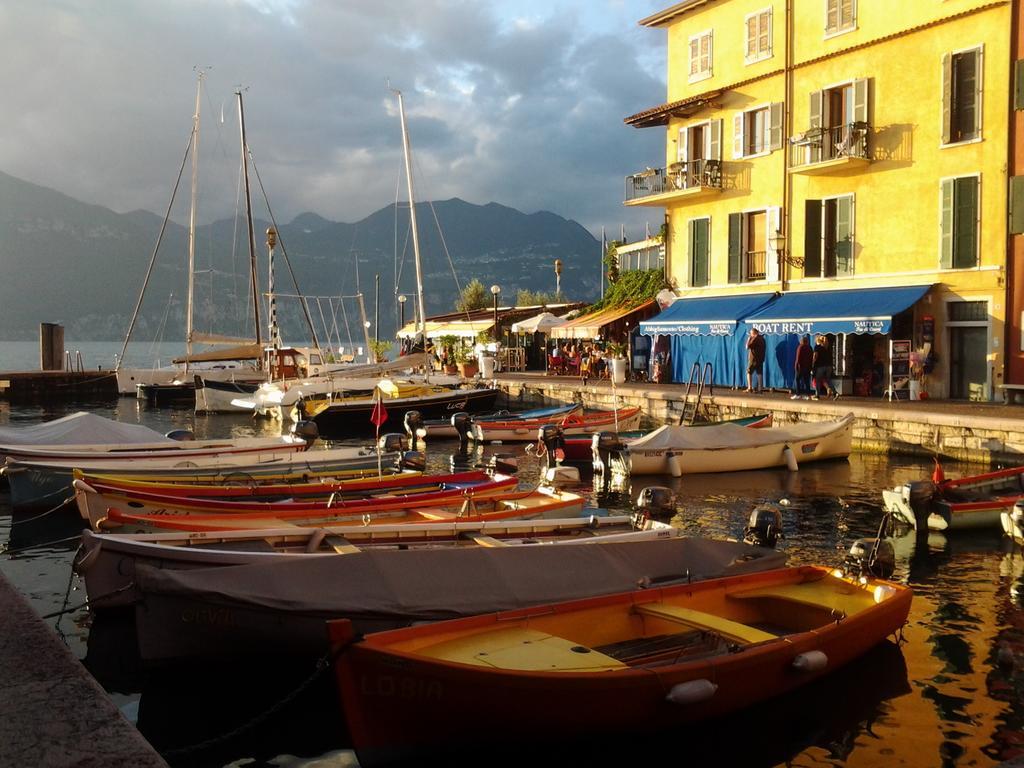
[2,402,1024,768]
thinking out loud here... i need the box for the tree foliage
[455,278,491,312]
[516,288,565,306]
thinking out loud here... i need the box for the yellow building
[627,0,1024,401]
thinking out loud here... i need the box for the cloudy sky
[2,0,671,238]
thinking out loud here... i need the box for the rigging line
[327,297,343,351]
[231,142,244,331]
[340,297,354,350]
[272,292,366,300]
[145,292,175,369]
[248,155,322,351]
[117,126,194,368]
[314,297,332,353]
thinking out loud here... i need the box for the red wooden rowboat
[330,565,911,766]
[472,406,642,442]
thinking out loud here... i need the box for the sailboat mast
[185,72,204,372]
[236,89,263,362]
[394,89,429,382]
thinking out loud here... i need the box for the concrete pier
[0,571,167,767]
[496,373,1024,465]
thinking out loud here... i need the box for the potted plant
[476,330,498,378]
[456,346,479,378]
[368,339,392,364]
[605,341,628,384]
[438,335,459,375]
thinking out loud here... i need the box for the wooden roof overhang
[624,90,723,129]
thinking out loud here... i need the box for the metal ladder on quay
[679,362,714,425]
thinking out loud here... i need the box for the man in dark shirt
[745,327,766,393]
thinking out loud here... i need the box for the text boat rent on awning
[741,285,932,335]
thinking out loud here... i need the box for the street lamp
[490,284,501,343]
[398,294,407,329]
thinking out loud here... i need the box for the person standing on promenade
[812,334,838,400]
[792,334,813,399]
[745,327,766,393]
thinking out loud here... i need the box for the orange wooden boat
[330,565,911,765]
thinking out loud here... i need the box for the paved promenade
[0,571,167,767]
[495,372,1024,465]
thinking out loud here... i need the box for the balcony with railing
[788,122,871,174]
[744,250,767,282]
[624,159,723,206]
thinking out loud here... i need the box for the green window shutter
[940,178,954,268]
[769,102,784,151]
[835,196,854,276]
[728,213,742,284]
[691,219,710,287]
[1010,176,1024,235]
[808,91,823,163]
[804,200,822,278]
[941,53,952,145]
[1015,60,1024,111]
[953,176,979,268]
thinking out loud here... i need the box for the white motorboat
[611,413,854,476]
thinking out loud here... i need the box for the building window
[728,209,779,283]
[797,79,869,164]
[942,47,983,145]
[825,0,855,36]
[670,119,722,189]
[745,9,772,63]
[689,218,710,287]
[689,30,713,82]
[804,196,854,278]
[733,103,783,158]
[940,176,979,269]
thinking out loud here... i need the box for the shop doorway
[948,325,988,400]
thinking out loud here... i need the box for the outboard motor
[905,480,937,531]
[591,431,624,475]
[636,486,678,518]
[291,420,319,449]
[537,424,566,470]
[743,504,784,548]
[845,537,896,579]
[294,397,308,420]
[378,433,409,454]
[165,429,195,441]
[450,412,473,452]
[404,410,426,449]
[400,450,426,472]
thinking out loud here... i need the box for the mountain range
[0,170,602,342]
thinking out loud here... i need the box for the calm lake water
[2,393,1024,768]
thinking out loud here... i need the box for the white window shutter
[677,127,687,163]
[708,118,722,161]
[765,207,781,282]
[853,78,869,124]
[733,113,745,158]
[769,102,784,150]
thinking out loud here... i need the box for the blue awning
[741,285,932,335]
[639,293,777,336]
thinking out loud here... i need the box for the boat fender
[72,478,98,495]
[792,650,828,673]
[666,452,683,478]
[782,445,798,472]
[666,679,717,705]
[71,541,101,574]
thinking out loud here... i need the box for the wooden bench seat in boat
[729,577,874,617]
[458,531,508,547]
[633,602,776,645]
[417,627,626,671]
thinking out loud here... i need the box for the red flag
[370,395,388,431]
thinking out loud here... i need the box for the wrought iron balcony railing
[624,159,723,202]
[744,250,767,282]
[789,122,871,168]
